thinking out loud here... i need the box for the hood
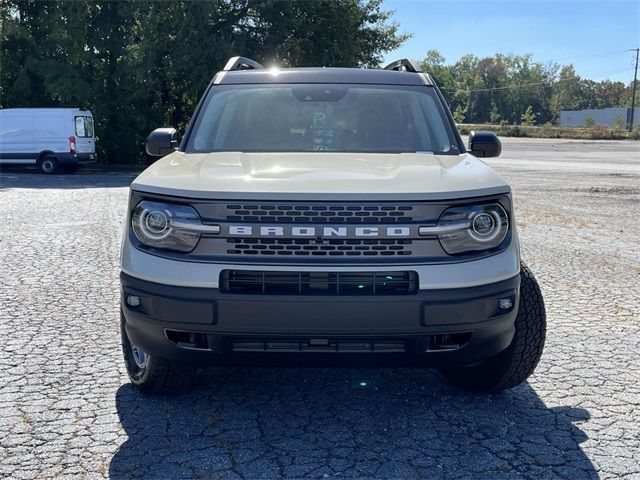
[131,151,510,200]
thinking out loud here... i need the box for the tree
[622,80,640,108]
[424,52,557,125]
[489,105,501,124]
[452,105,465,123]
[593,80,626,109]
[0,0,408,163]
[551,66,586,113]
[249,0,408,68]
[521,105,536,126]
[420,49,453,93]
[418,50,626,126]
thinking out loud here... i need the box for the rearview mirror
[146,127,178,157]
[468,130,501,158]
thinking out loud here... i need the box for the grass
[457,123,640,140]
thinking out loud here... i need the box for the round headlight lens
[146,211,168,232]
[132,201,202,252]
[436,203,509,254]
[472,213,494,235]
[469,211,502,242]
[141,210,170,239]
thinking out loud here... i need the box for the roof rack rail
[223,56,264,71]
[383,58,422,73]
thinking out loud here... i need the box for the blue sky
[382,0,640,83]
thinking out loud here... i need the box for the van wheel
[439,262,546,393]
[39,155,58,174]
[120,311,198,394]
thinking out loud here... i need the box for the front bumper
[121,272,520,367]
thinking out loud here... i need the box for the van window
[75,116,94,137]
[75,116,86,137]
[85,117,94,137]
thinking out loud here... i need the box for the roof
[0,107,89,112]
[215,67,432,86]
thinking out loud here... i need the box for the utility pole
[630,48,639,131]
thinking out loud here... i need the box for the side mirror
[468,130,501,158]
[145,127,178,157]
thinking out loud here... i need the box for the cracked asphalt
[1,138,639,479]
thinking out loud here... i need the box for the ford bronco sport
[120,57,546,394]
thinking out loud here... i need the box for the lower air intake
[231,339,406,353]
[219,270,418,295]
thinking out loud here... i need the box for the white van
[0,108,96,174]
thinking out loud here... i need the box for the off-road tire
[440,262,546,393]
[121,311,198,394]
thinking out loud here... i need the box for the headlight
[420,203,509,255]
[131,200,219,252]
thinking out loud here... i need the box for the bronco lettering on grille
[227,225,412,237]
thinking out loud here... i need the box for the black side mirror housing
[145,128,178,157]
[468,130,501,158]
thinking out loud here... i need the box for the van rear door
[34,110,70,155]
[73,113,95,154]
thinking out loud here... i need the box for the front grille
[225,238,413,256]
[220,270,418,295]
[225,204,413,223]
[183,199,451,263]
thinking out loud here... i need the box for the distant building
[560,107,640,128]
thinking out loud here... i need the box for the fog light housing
[126,295,141,307]
[498,297,513,310]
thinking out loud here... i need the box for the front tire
[121,311,198,394]
[440,262,546,393]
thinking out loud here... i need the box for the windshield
[187,84,459,154]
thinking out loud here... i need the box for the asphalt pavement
[0,138,638,479]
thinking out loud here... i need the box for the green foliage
[419,52,633,127]
[0,0,407,164]
[457,123,640,140]
[612,115,625,131]
[520,105,536,126]
[489,105,501,124]
[584,117,596,128]
[2,3,635,163]
[452,105,465,123]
